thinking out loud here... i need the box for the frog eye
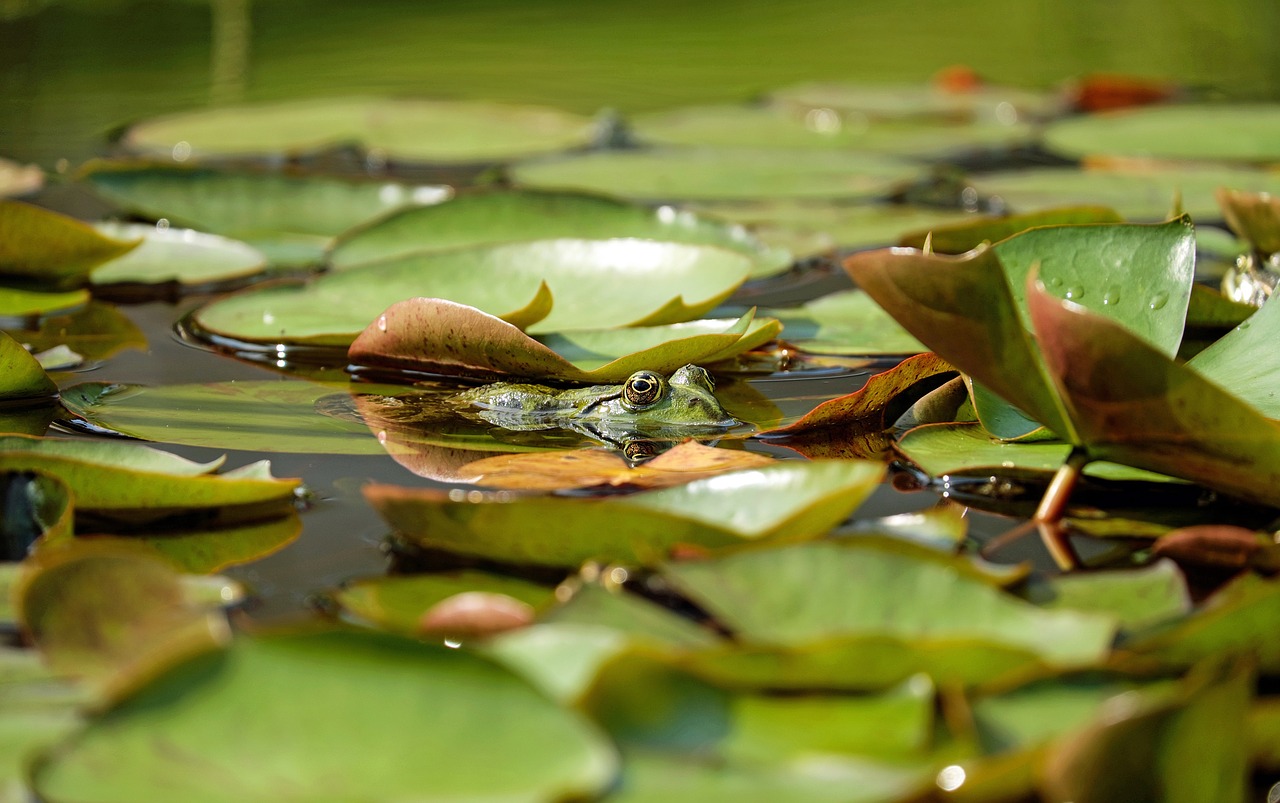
[622,370,666,410]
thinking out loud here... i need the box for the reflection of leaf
[0,286,89,319]
[0,332,57,403]
[460,441,776,491]
[3,301,146,361]
[330,189,790,280]
[367,460,885,567]
[348,300,775,382]
[32,629,618,803]
[0,200,139,285]
[90,222,267,287]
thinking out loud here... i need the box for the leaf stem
[1033,447,1090,570]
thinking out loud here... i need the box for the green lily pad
[767,289,925,355]
[0,158,43,197]
[69,515,303,575]
[970,165,1280,221]
[332,570,558,636]
[366,460,885,567]
[59,381,397,455]
[544,584,722,649]
[897,206,1125,253]
[632,103,1032,156]
[0,200,139,286]
[509,148,923,202]
[80,161,451,263]
[31,628,618,802]
[195,238,751,347]
[1043,104,1280,162]
[1185,283,1280,417]
[349,300,776,382]
[1126,574,1280,672]
[662,540,1116,667]
[0,287,89,320]
[0,647,86,803]
[329,189,791,280]
[3,301,146,362]
[120,96,602,162]
[768,81,1057,121]
[1022,559,1191,633]
[0,434,299,511]
[89,222,267,287]
[0,332,57,403]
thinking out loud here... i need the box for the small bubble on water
[1148,292,1169,310]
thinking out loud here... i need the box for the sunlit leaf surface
[0,200,138,285]
[1043,104,1280,161]
[89,222,267,287]
[766,290,925,356]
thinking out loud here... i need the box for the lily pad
[348,300,776,382]
[0,647,86,803]
[632,103,1032,156]
[970,165,1280,221]
[329,189,791,280]
[509,148,924,202]
[1043,104,1280,162]
[78,515,303,575]
[195,238,751,346]
[2,301,146,362]
[332,570,559,636]
[0,434,299,511]
[896,206,1125,253]
[120,96,602,162]
[0,200,139,285]
[0,158,43,197]
[662,540,1116,668]
[0,287,89,320]
[768,290,926,355]
[1022,559,1191,633]
[768,81,1057,122]
[366,459,885,567]
[89,222,267,287]
[0,332,57,403]
[31,628,618,803]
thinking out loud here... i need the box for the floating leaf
[2,301,146,362]
[1187,277,1280,418]
[89,222,267,287]
[1043,104,1280,162]
[348,300,775,382]
[329,189,791,280]
[0,287,89,320]
[1022,559,1191,633]
[0,332,57,403]
[0,647,86,803]
[195,238,751,347]
[896,206,1124,253]
[1216,188,1280,255]
[1126,573,1280,671]
[367,460,885,567]
[663,540,1116,667]
[332,570,558,636]
[509,148,923,202]
[0,434,299,511]
[768,81,1057,121]
[69,514,303,575]
[0,200,139,285]
[460,441,776,492]
[0,158,43,197]
[767,290,926,356]
[120,97,601,162]
[32,629,618,802]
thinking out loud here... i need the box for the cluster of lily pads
[4,80,1280,800]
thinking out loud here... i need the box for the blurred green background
[3,0,1280,165]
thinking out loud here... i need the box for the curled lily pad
[195,238,751,347]
[0,200,139,286]
[348,300,777,382]
[366,460,885,567]
[0,158,43,197]
[0,332,57,404]
[767,290,925,356]
[0,434,299,511]
[1216,188,1280,256]
[120,96,602,162]
[77,514,303,575]
[89,222,267,287]
[31,628,618,803]
[509,148,923,202]
[329,189,791,280]
[1043,104,1280,162]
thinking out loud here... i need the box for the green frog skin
[453,364,739,440]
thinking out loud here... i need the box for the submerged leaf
[367,460,885,567]
[0,200,139,285]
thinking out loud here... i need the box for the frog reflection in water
[453,364,739,446]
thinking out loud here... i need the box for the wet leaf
[1044,103,1280,162]
[0,434,299,511]
[0,332,57,403]
[0,287,89,319]
[120,96,601,162]
[31,628,618,803]
[1041,660,1252,803]
[89,222,267,287]
[0,200,139,285]
[2,301,146,362]
[348,300,775,382]
[367,460,885,567]
[632,103,1032,156]
[1216,188,1280,255]
[0,157,43,197]
[195,238,750,346]
[663,540,1116,667]
[1021,559,1191,633]
[59,380,396,455]
[460,441,776,491]
[767,290,926,355]
[1185,283,1280,418]
[762,354,954,456]
[509,148,923,202]
[970,164,1280,220]
[330,188,791,280]
[896,206,1124,253]
[331,570,558,636]
[1,471,72,560]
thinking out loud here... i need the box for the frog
[452,364,739,445]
